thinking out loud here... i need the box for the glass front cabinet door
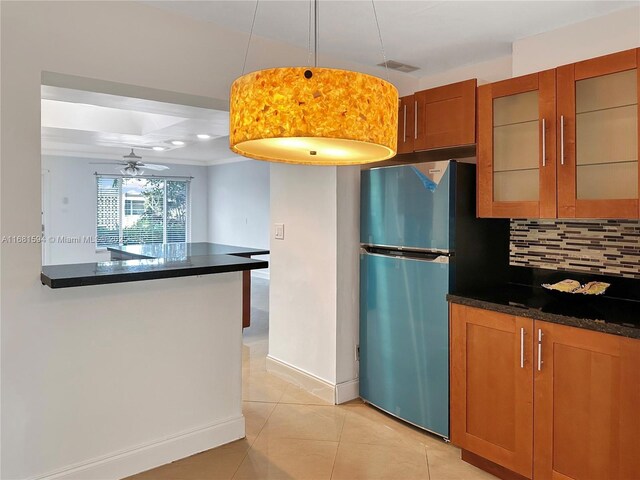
[557,49,639,219]
[478,70,557,218]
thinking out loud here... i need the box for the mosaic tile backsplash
[510,219,640,280]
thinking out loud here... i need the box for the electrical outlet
[274,223,285,240]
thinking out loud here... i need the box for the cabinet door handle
[520,327,525,369]
[541,118,546,167]
[403,105,407,142]
[537,329,544,371]
[560,115,565,166]
[414,100,418,140]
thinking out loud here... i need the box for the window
[96,176,189,247]
[124,199,145,216]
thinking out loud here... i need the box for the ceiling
[43,1,637,165]
[41,85,236,165]
[144,0,637,77]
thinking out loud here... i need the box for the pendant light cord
[307,0,313,66]
[243,0,386,79]
[371,0,390,82]
[314,0,319,67]
[242,0,260,75]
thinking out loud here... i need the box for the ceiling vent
[377,60,420,73]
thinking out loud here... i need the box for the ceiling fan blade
[140,163,170,171]
[89,162,125,165]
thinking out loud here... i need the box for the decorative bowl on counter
[542,279,610,296]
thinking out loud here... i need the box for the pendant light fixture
[229,0,398,165]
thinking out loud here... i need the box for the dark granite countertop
[106,242,269,260]
[448,268,640,339]
[41,254,268,289]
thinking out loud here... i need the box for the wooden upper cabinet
[397,94,415,154]
[450,304,534,479]
[533,320,640,480]
[477,70,557,218]
[414,79,477,150]
[396,79,476,155]
[557,48,640,219]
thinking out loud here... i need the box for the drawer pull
[403,105,407,142]
[414,100,418,140]
[520,327,525,369]
[541,118,546,167]
[537,329,544,371]
[560,115,565,166]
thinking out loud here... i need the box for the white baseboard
[251,270,270,280]
[265,355,335,404]
[32,416,245,480]
[335,379,360,404]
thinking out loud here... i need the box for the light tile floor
[127,278,496,480]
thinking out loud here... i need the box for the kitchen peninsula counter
[106,242,269,261]
[38,242,269,469]
[41,253,267,289]
[41,242,269,289]
[105,242,269,328]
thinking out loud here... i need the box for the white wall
[418,55,512,89]
[417,6,640,88]
[268,164,361,393]
[335,167,361,386]
[42,155,209,265]
[1,2,416,477]
[269,164,338,384]
[207,160,270,277]
[6,274,244,480]
[512,6,640,77]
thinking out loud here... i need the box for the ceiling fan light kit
[91,149,170,177]
[121,165,144,176]
[229,0,398,166]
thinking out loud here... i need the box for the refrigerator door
[359,251,449,437]
[360,160,453,251]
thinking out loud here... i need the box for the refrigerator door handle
[360,249,450,264]
[360,243,451,255]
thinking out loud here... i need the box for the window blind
[96,176,189,247]
[166,180,187,243]
[97,177,121,246]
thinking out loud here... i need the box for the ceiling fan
[92,149,170,176]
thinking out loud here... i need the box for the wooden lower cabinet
[451,304,640,480]
[450,304,534,478]
[533,321,640,480]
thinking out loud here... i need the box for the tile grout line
[329,406,349,479]
[424,444,432,480]
[231,399,279,478]
[229,447,250,480]
[234,322,277,480]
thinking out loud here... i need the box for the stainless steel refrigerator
[359,160,508,438]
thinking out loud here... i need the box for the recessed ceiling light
[197,134,211,140]
[152,146,166,151]
[171,140,185,146]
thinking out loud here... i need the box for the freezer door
[359,252,449,437]
[360,161,453,251]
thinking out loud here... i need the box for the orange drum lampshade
[229,67,398,165]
